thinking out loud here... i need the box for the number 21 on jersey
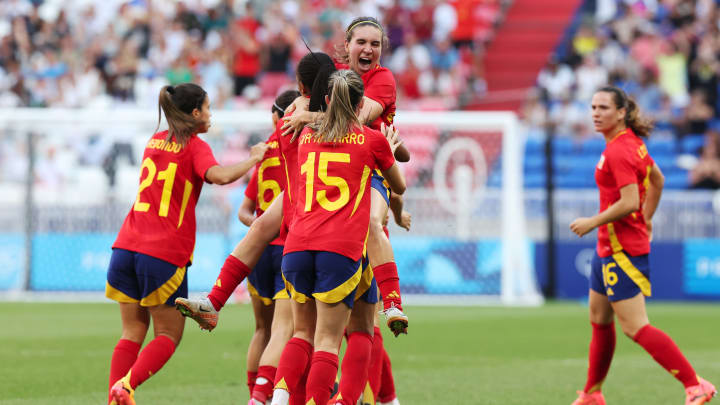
[133,157,193,228]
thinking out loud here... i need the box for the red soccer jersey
[113,131,219,267]
[594,128,655,257]
[283,125,395,260]
[336,63,397,130]
[276,110,300,245]
[245,132,284,245]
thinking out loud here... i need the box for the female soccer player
[281,17,409,404]
[570,86,716,405]
[238,89,300,401]
[106,83,268,405]
[283,19,410,337]
[271,69,405,405]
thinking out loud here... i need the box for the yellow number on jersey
[133,157,190,227]
[258,157,281,211]
[300,152,353,212]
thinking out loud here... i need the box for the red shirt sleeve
[245,167,259,201]
[368,128,395,171]
[606,145,637,189]
[191,137,219,182]
[364,69,396,109]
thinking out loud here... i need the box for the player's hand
[646,220,653,242]
[570,217,595,237]
[249,142,270,162]
[394,210,411,231]
[284,96,308,117]
[282,110,311,141]
[381,122,402,155]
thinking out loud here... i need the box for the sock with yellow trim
[633,324,699,388]
[337,331,374,405]
[274,337,312,400]
[127,335,176,389]
[208,254,251,311]
[305,351,338,405]
[108,339,140,403]
[583,322,616,393]
[373,262,402,311]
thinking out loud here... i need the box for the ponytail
[596,85,654,138]
[624,98,654,138]
[312,70,364,143]
[155,83,207,146]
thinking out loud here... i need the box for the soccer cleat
[379,304,408,337]
[377,399,400,405]
[109,377,135,405]
[571,390,606,405]
[174,296,218,331]
[686,377,717,405]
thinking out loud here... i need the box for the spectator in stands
[537,57,575,103]
[689,130,720,189]
[683,90,715,136]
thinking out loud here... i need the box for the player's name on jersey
[146,138,183,153]
[299,131,366,146]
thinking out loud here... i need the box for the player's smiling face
[345,25,382,75]
[591,91,624,135]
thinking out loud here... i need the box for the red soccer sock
[368,327,384,397]
[633,324,699,388]
[583,322,616,393]
[305,351,339,405]
[251,365,277,403]
[337,331,374,405]
[373,262,402,311]
[108,339,141,402]
[247,370,258,397]
[289,361,310,405]
[377,346,397,403]
[275,337,313,396]
[207,254,251,311]
[127,335,176,389]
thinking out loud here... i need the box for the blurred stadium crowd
[523,0,720,189]
[0,0,501,111]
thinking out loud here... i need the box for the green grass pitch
[0,301,717,404]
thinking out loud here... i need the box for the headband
[347,20,382,34]
[272,102,285,113]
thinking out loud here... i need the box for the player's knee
[249,214,278,244]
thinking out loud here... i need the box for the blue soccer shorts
[281,251,363,308]
[248,244,288,305]
[589,251,651,302]
[105,248,188,307]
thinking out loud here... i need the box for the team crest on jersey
[597,154,606,169]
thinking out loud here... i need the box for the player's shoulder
[365,66,395,83]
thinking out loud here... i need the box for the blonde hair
[335,16,389,64]
[155,83,207,146]
[312,70,364,143]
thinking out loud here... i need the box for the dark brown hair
[272,89,301,118]
[155,83,207,146]
[335,16,389,64]
[596,86,654,138]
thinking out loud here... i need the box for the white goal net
[0,108,542,305]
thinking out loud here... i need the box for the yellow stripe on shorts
[247,280,273,306]
[282,273,310,303]
[354,263,374,301]
[313,262,363,304]
[140,266,187,306]
[105,282,139,303]
[612,252,651,297]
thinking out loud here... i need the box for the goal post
[0,108,543,306]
